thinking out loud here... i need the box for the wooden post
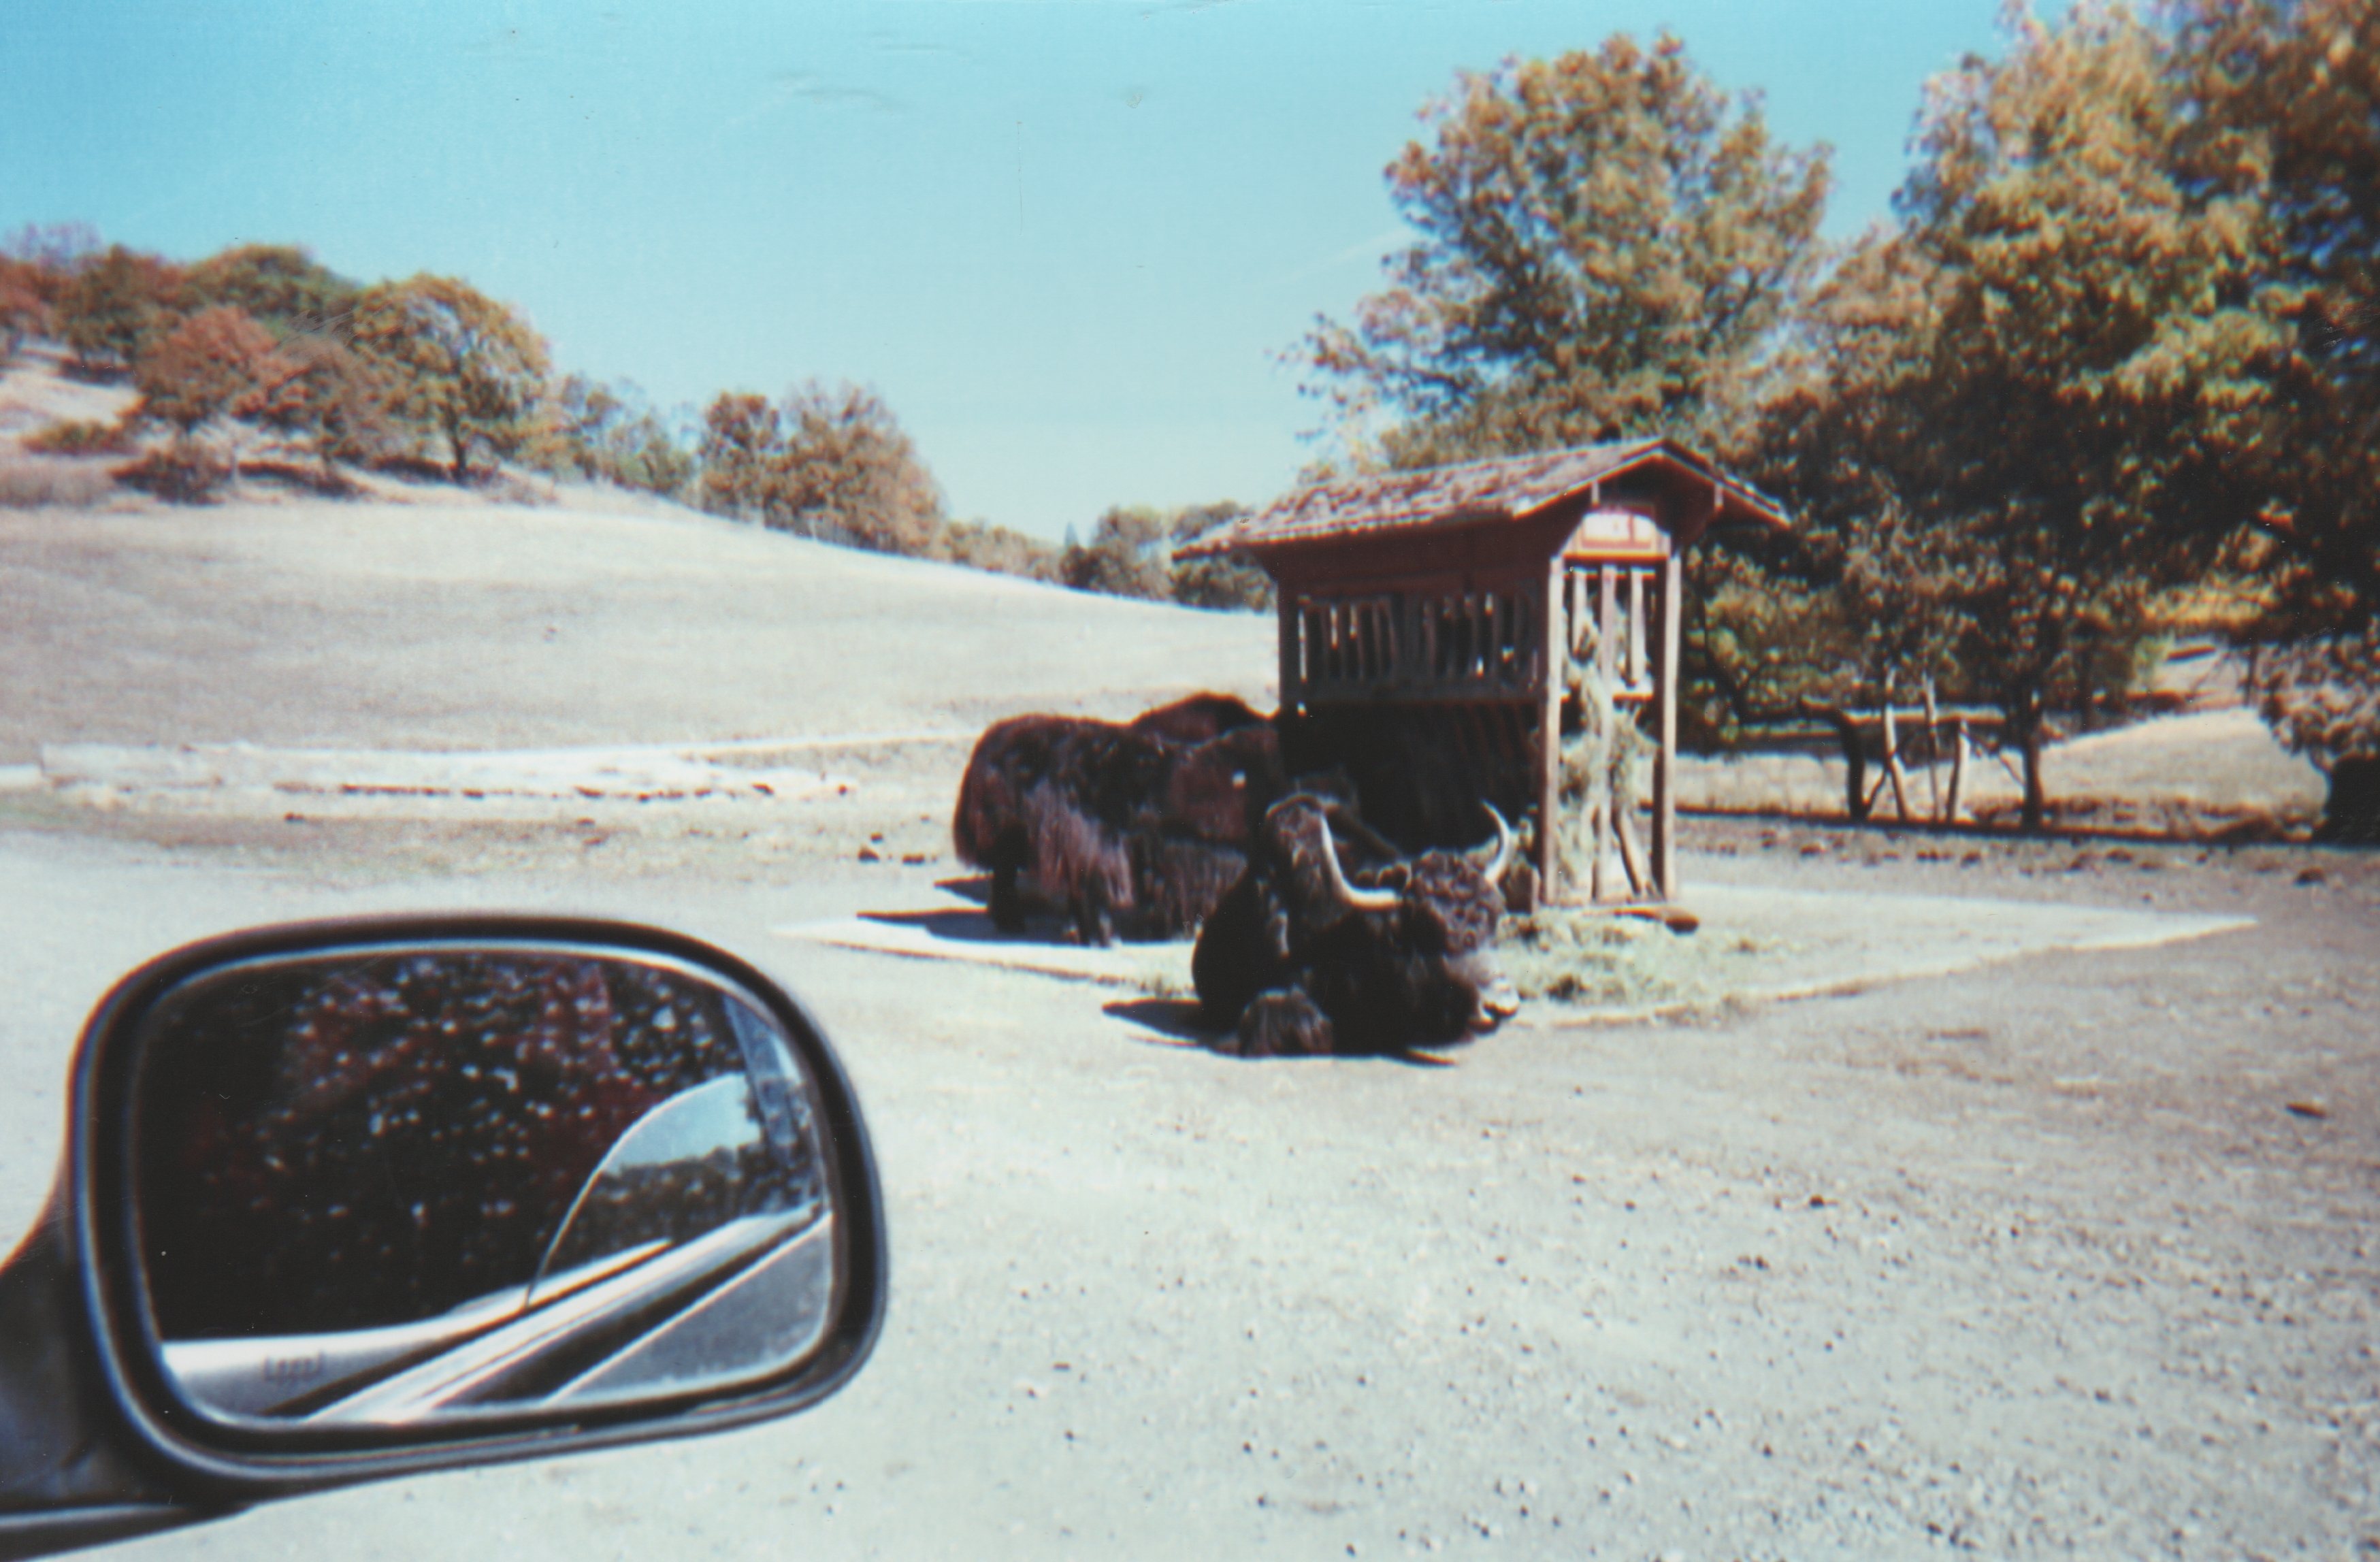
[1276,594,1301,717]
[1594,565,1620,900]
[1652,551,1682,900]
[1944,718,1971,823]
[1627,566,1646,690]
[1597,566,1619,695]
[1537,558,1564,902]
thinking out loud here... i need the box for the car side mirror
[0,917,885,1561]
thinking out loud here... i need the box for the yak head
[1241,795,1520,1052]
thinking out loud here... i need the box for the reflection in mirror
[129,946,839,1428]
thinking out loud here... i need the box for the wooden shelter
[1176,438,1788,905]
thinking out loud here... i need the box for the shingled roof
[1175,436,1787,559]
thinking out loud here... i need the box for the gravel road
[3,481,2375,1559]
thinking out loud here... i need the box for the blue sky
[2,1,2003,539]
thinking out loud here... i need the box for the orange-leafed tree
[59,245,186,378]
[351,275,551,483]
[244,333,393,482]
[135,306,285,440]
[694,382,946,557]
[0,258,46,361]
[128,306,291,498]
[694,391,783,520]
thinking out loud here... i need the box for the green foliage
[2249,623,2380,830]
[1675,532,1859,747]
[941,519,1060,581]
[183,244,360,341]
[1167,503,1273,612]
[58,246,186,377]
[694,381,945,556]
[23,419,133,457]
[351,275,551,482]
[2170,0,2379,786]
[0,259,46,361]
[544,374,694,496]
[1295,33,1830,468]
[1062,507,1173,599]
[1761,3,2272,829]
[1052,502,1272,609]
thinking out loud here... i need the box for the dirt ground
[4,365,2377,1556]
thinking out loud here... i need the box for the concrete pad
[777,884,2255,1022]
[1680,884,2255,1007]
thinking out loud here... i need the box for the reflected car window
[133,951,750,1339]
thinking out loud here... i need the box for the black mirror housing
[0,916,885,1557]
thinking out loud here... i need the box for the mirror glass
[126,944,840,1429]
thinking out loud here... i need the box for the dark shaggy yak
[1191,794,1520,1058]
[951,696,1288,944]
[1125,691,1269,746]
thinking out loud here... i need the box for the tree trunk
[1880,698,1914,824]
[1921,679,1943,821]
[1799,699,1870,821]
[2315,755,2380,845]
[2017,695,2047,834]
[1943,719,1970,824]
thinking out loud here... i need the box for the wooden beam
[1597,565,1618,690]
[1537,558,1563,902]
[1627,566,1646,689]
[1595,565,1620,900]
[1652,551,1682,900]
[1277,596,1301,716]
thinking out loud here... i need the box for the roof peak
[1177,436,1782,560]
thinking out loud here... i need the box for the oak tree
[2174,0,2380,839]
[1774,3,2272,830]
[351,275,552,482]
[694,391,784,521]
[244,333,392,480]
[549,374,694,496]
[777,382,945,556]
[1296,33,1830,468]
[183,244,360,341]
[695,383,945,557]
[1062,507,1174,600]
[1168,503,1273,613]
[58,245,186,378]
[128,306,289,497]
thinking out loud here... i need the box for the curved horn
[1316,817,1401,913]
[1471,802,1514,882]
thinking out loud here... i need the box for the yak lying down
[951,695,1286,945]
[1192,794,1521,1057]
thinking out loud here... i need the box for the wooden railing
[1290,581,1545,704]
[1563,562,1659,705]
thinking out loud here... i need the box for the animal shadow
[1100,997,1462,1067]
[935,875,994,906]
[1103,998,1215,1049]
[858,906,1078,945]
